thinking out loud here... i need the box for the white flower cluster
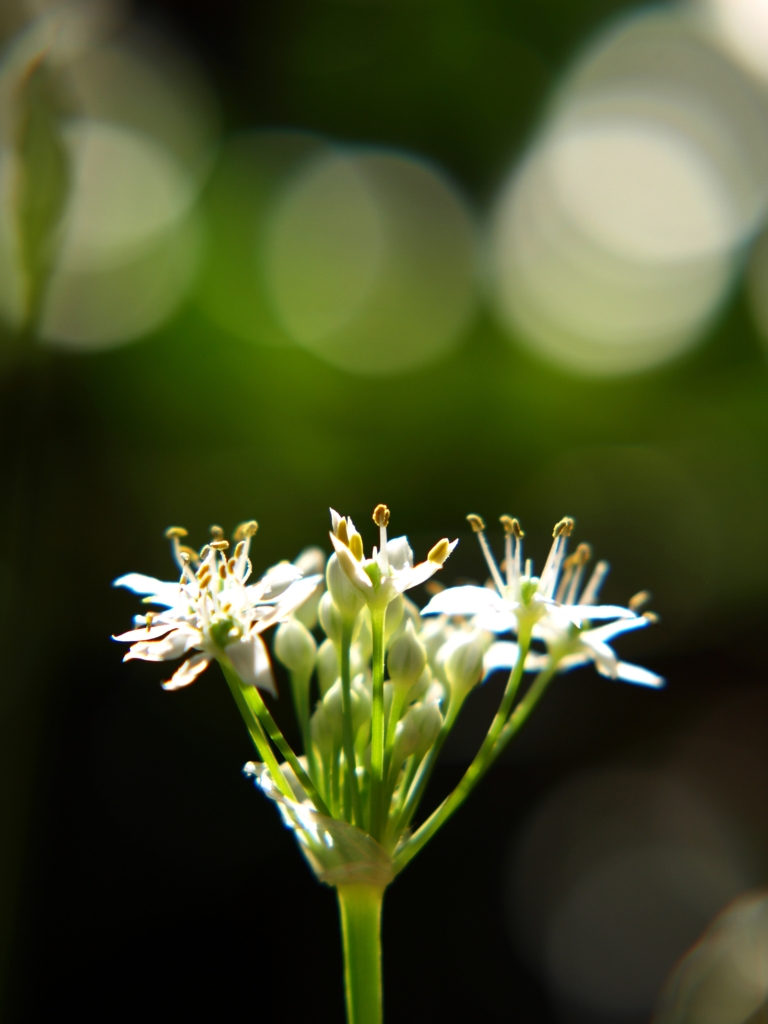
[113,505,661,881]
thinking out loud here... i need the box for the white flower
[113,522,322,693]
[424,514,664,688]
[328,504,458,611]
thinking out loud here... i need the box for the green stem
[220,659,331,817]
[369,606,386,840]
[219,661,296,804]
[340,621,364,827]
[289,667,312,756]
[337,884,385,1024]
[382,685,408,785]
[393,635,556,876]
[394,690,467,835]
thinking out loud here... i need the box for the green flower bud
[326,553,365,622]
[318,591,344,645]
[316,638,339,696]
[322,680,344,744]
[407,666,432,704]
[442,631,486,700]
[410,700,443,759]
[387,621,427,691]
[294,584,323,630]
[392,709,421,766]
[274,617,317,677]
[310,704,335,758]
[351,673,372,737]
[421,617,452,667]
[354,613,373,662]
[383,594,404,646]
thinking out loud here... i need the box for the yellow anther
[466,514,486,533]
[425,580,445,595]
[199,545,211,561]
[350,532,364,560]
[210,525,224,541]
[234,520,258,541]
[336,518,350,546]
[630,591,652,612]
[642,610,659,624]
[500,515,524,539]
[227,557,237,574]
[234,541,245,561]
[428,538,451,564]
[165,527,188,539]
[218,563,227,580]
[178,544,200,565]
[553,517,575,538]
[179,551,190,564]
[145,612,154,630]
[372,504,390,528]
[210,540,230,551]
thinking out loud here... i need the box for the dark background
[2,1,768,1021]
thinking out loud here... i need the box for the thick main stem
[337,884,385,1024]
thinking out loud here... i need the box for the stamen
[372,504,390,528]
[210,525,225,541]
[553,517,575,539]
[336,518,350,546]
[500,516,523,588]
[227,558,237,574]
[165,527,188,539]
[428,538,451,564]
[145,612,154,631]
[349,532,364,560]
[233,520,258,541]
[525,558,533,578]
[234,541,245,561]
[499,516,523,540]
[210,540,230,551]
[580,560,609,605]
[199,545,211,561]
[373,504,390,571]
[642,610,659,624]
[466,514,505,593]
[629,590,652,612]
[563,543,592,604]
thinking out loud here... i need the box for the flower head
[423,514,663,688]
[328,505,458,611]
[113,522,322,693]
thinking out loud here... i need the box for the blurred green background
[3,0,768,1021]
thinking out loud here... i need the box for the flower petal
[561,603,637,625]
[583,616,650,644]
[123,627,200,663]
[112,623,178,643]
[421,585,508,618]
[329,533,372,592]
[583,637,620,678]
[227,634,277,695]
[615,661,665,688]
[473,608,517,634]
[386,536,414,572]
[113,573,181,608]
[162,653,210,691]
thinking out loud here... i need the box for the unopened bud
[316,638,339,696]
[384,594,404,645]
[318,591,344,645]
[311,704,335,757]
[387,621,427,690]
[392,709,421,765]
[326,554,365,623]
[274,617,317,677]
[351,673,372,737]
[443,631,486,698]
[409,665,432,703]
[410,701,443,759]
[322,680,344,744]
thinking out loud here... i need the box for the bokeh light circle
[264,148,478,375]
[490,9,768,376]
